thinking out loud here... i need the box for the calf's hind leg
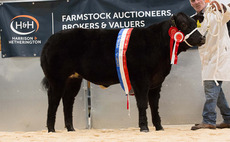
[47,80,65,132]
[148,85,164,131]
[62,78,83,131]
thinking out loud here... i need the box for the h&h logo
[10,15,39,35]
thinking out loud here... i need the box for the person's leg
[216,84,230,128]
[191,80,220,130]
[202,80,221,125]
[217,86,230,123]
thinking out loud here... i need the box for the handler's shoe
[191,123,216,130]
[216,123,230,129]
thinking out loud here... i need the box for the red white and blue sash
[115,28,133,110]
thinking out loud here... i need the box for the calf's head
[170,12,205,51]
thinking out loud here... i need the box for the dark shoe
[191,123,216,130]
[216,123,230,129]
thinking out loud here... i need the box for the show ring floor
[0,125,230,142]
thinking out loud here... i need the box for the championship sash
[115,28,133,110]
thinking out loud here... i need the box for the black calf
[41,12,205,132]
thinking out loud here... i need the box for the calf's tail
[41,77,49,90]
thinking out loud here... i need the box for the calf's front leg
[148,85,164,131]
[133,82,150,132]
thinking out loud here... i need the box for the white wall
[0,56,87,131]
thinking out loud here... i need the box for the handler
[189,0,230,130]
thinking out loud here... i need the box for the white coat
[197,4,230,83]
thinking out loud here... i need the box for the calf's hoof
[67,127,75,132]
[66,124,75,132]
[48,129,55,133]
[140,126,149,132]
[155,125,164,131]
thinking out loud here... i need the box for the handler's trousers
[202,81,230,125]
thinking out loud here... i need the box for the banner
[0,1,58,57]
[53,0,194,32]
[0,0,204,57]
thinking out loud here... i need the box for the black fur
[40,12,205,132]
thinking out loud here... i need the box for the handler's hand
[210,1,226,13]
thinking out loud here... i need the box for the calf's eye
[181,23,188,31]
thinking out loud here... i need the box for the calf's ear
[192,12,204,23]
[169,15,177,27]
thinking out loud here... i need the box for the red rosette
[168,27,178,38]
[174,31,184,43]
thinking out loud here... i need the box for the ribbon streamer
[168,27,184,64]
[115,28,133,110]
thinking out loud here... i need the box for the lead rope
[203,0,224,86]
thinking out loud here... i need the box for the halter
[184,28,198,47]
